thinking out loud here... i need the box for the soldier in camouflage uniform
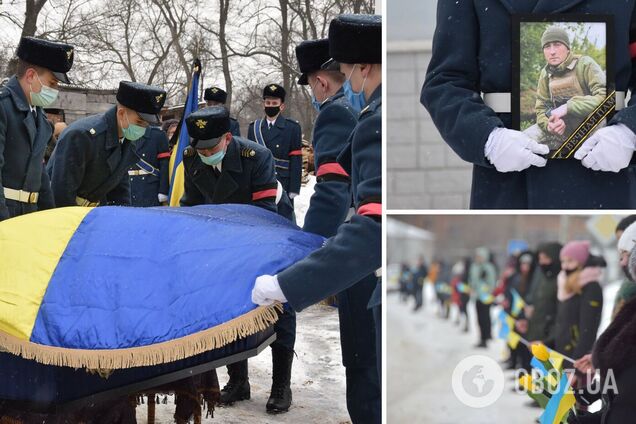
[524,26,607,150]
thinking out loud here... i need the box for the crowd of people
[397,216,636,422]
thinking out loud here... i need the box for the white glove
[251,274,288,306]
[573,124,636,172]
[485,128,549,172]
[289,192,298,199]
[158,193,168,203]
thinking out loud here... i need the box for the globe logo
[451,355,505,408]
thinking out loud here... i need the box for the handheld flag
[539,373,576,424]
[169,59,202,206]
[511,288,525,317]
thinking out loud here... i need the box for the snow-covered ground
[136,304,349,423]
[388,282,620,423]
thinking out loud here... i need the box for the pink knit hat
[560,240,591,265]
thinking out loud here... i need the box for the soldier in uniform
[252,12,382,402]
[295,38,380,423]
[247,84,302,207]
[524,26,607,150]
[128,126,171,206]
[47,81,166,207]
[204,86,241,136]
[0,36,74,221]
[179,106,298,414]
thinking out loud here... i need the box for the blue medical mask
[311,80,322,112]
[122,113,147,141]
[343,65,367,113]
[198,147,226,166]
[30,73,59,107]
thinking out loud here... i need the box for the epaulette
[183,146,195,158]
[241,147,256,158]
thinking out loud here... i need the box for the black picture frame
[511,14,615,159]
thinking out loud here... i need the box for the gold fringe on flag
[0,304,282,370]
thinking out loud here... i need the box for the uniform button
[142,154,146,157]
[276,144,280,148]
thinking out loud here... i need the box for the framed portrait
[511,15,615,159]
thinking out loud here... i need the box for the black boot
[266,346,293,413]
[219,360,250,405]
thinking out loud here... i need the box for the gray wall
[387,0,472,210]
[52,88,118,124]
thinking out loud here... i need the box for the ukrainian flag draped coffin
[0,204,323,379]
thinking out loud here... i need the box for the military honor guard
[252,14,382,395]
[247,84,302,205]
[204,86,241,136]
[128,126,171,207]
[0,36,74,220]
[295,38,380,423]
[179,106,298,413]
[47,81,167,207]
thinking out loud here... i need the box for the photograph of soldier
[520,23,608,153]
[420,0,636,209]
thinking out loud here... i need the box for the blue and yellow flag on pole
[169,59,202,206]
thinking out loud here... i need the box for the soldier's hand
[251,274,288,306]
[548,118,566,135]
[485,128,549,172]
[574,124,636,172]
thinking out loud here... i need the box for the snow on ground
[136,304,349,423]
[388,281,620,424]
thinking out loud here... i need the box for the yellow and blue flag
[511,288,525,317]
[540,373,576,424]
[0,204,324,370]
[169,59,202,206]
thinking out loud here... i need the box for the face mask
[563,267,579,276]
[311,80,322,112]
[30,73,59,107]
[343,64,368,113]
[198,149,225,166]
[265,106,280,118]
[540,262,560,278]
[122,113,147,141]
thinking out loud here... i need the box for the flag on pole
[168,59,202,206]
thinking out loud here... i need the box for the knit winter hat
[560,240,591,265]
[541,26,570,50]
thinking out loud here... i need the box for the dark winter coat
[572,297,636,424]
[554,268,603,359]
[421,0,636,209]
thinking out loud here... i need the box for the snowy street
[387,280,618,424]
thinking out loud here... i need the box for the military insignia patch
[67,49,74,60]
[211,88,219,93]
[241,148,256,158]
[156,93,164,103]
[269,85,277,92]
[195,119,207,129]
